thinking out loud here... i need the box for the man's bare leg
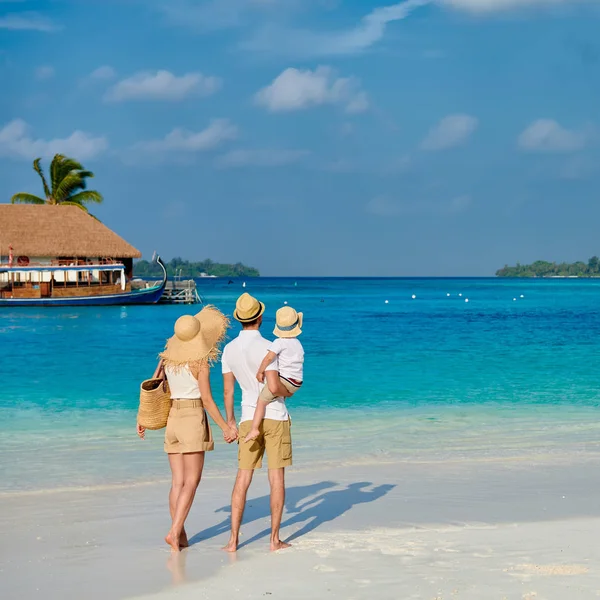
[245,400,267,442]
[222,469,254,552]
[268,467,291,551]
[165,452,204,552]
[167,454,188,549]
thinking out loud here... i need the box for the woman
[137,306,238,552]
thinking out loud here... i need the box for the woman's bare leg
[166,452,205,551]
[167,454,189,549]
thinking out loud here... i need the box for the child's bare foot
[271,539,291,552]
[245,428,260,442]
[165,531,180,552]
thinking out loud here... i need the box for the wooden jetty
[159,279,201,304]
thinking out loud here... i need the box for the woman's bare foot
[179,529,189,549]
[245,428,260,443]
[271,540,292,552]
[222,537,238,553]
[165,530,180,552]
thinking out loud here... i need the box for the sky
[0,0,599,276]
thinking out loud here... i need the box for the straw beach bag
[137,366,171,430]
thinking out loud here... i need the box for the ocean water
[2,277,600,494]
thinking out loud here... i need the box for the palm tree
[10,154,103,214]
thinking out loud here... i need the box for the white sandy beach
[3,455,600,600]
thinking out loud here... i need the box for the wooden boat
[0,256,167,307]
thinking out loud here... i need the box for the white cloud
[35,65,54,80]
[0,11,58,31]
[0,119,108,160]
[255,66,368,113]
[517,119,588,153]
[366,194,472,217]
[105,70,221,102]
[134,119,238,154]
[421,114,479,151]
[244,0,590,57]
[215,148,309,168]
[439,0,588,13]
[88,65,116,81]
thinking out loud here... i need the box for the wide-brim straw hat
[160,305,229,370]
[274,306,303,338]
[234,292,265,323]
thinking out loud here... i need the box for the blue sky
[1,0,599,276]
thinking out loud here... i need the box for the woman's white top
[165,365,201,399]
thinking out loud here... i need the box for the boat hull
[0,284,165,307]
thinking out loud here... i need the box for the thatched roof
[0,205,141,259]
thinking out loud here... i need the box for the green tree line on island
[497,257,600,278]
[134,257,260,278]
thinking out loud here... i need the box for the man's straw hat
[233,292,265,323]
[273,306,303,338]
[160,305,229,369]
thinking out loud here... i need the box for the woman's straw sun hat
[160,305,229,369]
[233,292,265,323]
[274,306,303,338]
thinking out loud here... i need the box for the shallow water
[2,277,600,493]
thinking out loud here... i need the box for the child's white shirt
[268,338,304,381]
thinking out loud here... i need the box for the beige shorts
[164,399,214,454]
[238,418,292,470]
[259,376,302,403]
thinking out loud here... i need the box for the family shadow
[189,481,395,549]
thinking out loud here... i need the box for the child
[245,306,304,442]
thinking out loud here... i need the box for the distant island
[497,257,600,278]
[134,258,260,278]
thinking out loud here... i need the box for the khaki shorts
[259,376,302,403]
[238,418,292,470]
[164,399,214,454]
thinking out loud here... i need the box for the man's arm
[265,370,293,398]
[223,371,238,429]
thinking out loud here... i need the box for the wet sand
[3,458,600,600]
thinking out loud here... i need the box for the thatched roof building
[0,205,141,260]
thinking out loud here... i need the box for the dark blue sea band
[277,319,299,331]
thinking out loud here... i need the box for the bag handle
[153,358,168,392]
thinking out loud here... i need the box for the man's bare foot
[222,538,238,553]
[245,428,260,442]
[165,531,180,552]
[271,540,292,552]
[179,529,189,549]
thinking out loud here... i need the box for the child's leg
[245,384,277,443]
[245,399,268,442]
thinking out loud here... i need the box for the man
[221,292,293,552]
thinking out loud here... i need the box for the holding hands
[223,420,238,443]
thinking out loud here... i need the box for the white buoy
[411,294,416,299]
[447,293,450,297]
[242,282,246,288]
[513,298,517,301]
[520,294,524,298]
[284,301,288,305]
[459,293,462,297]
[385,300,389,304]
[465,298,469,303]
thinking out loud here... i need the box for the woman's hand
[223,425,238,444]
[136,423,146,440]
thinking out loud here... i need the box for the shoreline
[4,457,600,599]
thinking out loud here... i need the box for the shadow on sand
[189,481,395,549]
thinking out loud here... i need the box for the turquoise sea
[2,277,600,495]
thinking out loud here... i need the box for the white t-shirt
[269,338,304,381]
[221,330,289,424]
